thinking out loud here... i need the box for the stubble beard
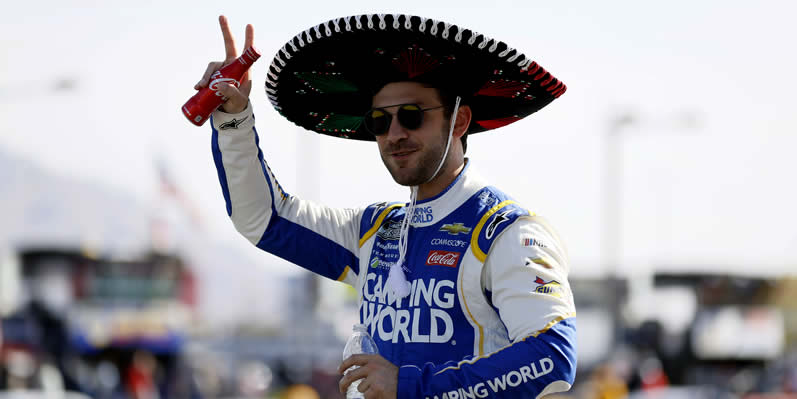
[381,126,449,187]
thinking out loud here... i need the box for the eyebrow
[371,102,418,109]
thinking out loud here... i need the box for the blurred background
[1,0,795,398]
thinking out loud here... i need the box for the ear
[453,104,472,139]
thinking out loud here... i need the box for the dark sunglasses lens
[397,105,424,130]
[364,109,390,135]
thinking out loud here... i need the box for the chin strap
[386,96,461,299]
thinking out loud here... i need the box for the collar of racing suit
[386,157,479,299]
[387,96,462,299]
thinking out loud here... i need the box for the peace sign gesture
[194,15,254,114]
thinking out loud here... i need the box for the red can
[182,46,261,126]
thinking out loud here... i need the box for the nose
[384,114,409,145]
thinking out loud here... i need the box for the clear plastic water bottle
[342,324,379,399]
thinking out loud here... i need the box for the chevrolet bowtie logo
[440,223,472,236]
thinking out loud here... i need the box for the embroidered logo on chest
[440,223,472,236]
[426,250,461,268]
[376,220,402,241]
[412,206,434,223]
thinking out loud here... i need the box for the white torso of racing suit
[210,103,577,399]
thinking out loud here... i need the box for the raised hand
[194,15,254,114]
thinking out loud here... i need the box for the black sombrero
[265,13,566,141]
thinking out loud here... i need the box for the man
[196,14,576,399]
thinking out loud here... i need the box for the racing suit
[210,103,577,398]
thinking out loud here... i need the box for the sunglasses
[363,103,445,136]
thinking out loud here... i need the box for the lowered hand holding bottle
[342,324,379,399]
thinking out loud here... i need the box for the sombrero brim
[265,14,566,141]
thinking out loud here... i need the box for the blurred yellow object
[279,384,320,399]
[590,364,629,399]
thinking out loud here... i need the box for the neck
[416,157,466,200]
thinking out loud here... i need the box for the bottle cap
[242,46,261,64]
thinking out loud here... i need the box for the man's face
[372,82,449,186]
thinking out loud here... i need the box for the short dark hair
[434,89,469,154]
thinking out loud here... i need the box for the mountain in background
[0,146,150,253]
[0,146,287,330]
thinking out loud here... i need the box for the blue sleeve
[397,318,576,399]
[210,106,365,284]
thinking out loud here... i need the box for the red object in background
[179,268,197,308]
[126,351,159,399]
[181,46,261,126]
[641,367,670,391]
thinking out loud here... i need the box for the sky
[1,0,796,279]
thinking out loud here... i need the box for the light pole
[602,110,702,277]
[601,109,702,350]
[603,112,637,278]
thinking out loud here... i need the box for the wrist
[211,100,254,131]
[221,100,247,114]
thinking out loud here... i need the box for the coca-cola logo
[426,250,461,268]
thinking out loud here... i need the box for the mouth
[390,149,417,160]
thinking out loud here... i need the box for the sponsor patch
[427,357,554,399]
[522,237,547,249]
[430,238,468,248]
[525,258,553,269]
[370,202,389,223]
[361,273,456,344]
[478,191,499,207]
[377,220,402,241]
[375,241,399,252]
[426,250,461,268]
[439,223,472,236]
[219,116,249,130]
[533,276,564,297]
[370,257,391,270]
[485,209,513,239]
[412,206,434,223]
